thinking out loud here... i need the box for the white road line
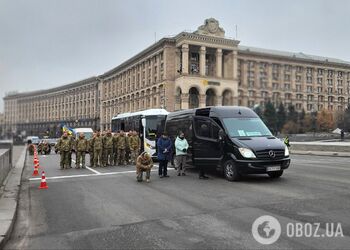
[28,168,165,181]
[71,159,101,174]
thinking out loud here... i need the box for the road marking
[85,166,101,174]
[71,159,101,174]
[28,168,165,181]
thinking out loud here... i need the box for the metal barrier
[0,149,11,187]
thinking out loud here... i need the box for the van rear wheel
[223,160,241,181]
[267,170,283,178]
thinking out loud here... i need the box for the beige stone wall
[237,53,350,112]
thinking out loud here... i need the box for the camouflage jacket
[76,138,88,152]
[56,136,73,152]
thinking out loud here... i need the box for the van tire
[267,170,283,178]
[223,160,241,181]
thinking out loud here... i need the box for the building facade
[3,18,350,135]
[3,77,99,137]
[0,112,4,137]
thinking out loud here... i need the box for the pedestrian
[93,131,103,167]
[125,130,132,164]
[136,152,153,183]
[174,131,189,176]
[284,135,290,148]
[113,131,120,166]
[116,130,128,166]
[88,132,96,167]
[68,134,75,168]
[129,130,141,164]
[157,132,172,178]
[75,133,88,169]
[103,130,114,167]
[56,132,74,169]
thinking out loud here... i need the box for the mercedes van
[165,106,290,181]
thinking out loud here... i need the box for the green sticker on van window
[246,131,262,136]
[238,130,246,136]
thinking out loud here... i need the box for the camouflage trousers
[103,148,113,166]
[60,151,71,169]
[113,151,118,166]
[68,152,72,167]
[130,148,139,164]
[136,165,151,181]
[117,148,126,165]
[76,151,86,168]
[89,151,94,167]
[93,148,103,167]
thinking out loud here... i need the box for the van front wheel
[223,160,241,181]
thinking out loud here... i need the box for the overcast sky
[1,0,350,112]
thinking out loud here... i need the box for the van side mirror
[218,129,225,141]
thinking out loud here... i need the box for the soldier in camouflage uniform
[136,152,153,182]
[67,134,75,168]
[75,133,88,169]
[56,132,74,169]
[125,131,133,164]
[103,130,114,167]
[129,131,141,164]
[88,132,96,167]
[116,130,128,166]
[112,131,120,166]
[93,131,103,167]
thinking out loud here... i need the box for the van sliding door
[193,117,223,166]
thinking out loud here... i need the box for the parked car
[25,136,40,144]
[165,106,291,181]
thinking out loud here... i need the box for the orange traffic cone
[39,171,48,189]
[34,157,39,165]
[32,163,39,176]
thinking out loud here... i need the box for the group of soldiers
[55,130,141,169]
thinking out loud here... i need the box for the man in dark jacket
[157,132,172,178]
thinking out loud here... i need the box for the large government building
[2,18,350,136]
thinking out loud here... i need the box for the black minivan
[165,106,290,181]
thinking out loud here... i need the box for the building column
[199,94,206,108]
[200,46,206,76]
[217,95,223,106]
[232,49,238,80]
[216,48,222,78]
[181,93,189,109]
[181,44,189,75]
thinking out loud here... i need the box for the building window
[317,78,323,84]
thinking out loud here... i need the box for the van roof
[167,106,258,119]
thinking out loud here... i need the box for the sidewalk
[0,146,26,248]
[292,150,350,157]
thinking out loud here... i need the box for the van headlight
[284,145,289,157]
[238,148,256,159]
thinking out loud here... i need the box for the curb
[0,147,27,249]
[291,151,350,157]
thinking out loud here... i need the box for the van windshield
[222,118,272,137]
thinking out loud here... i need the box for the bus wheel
[223,160,241,182]
[267,170,283,178]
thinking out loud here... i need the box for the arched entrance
[205,88,216,106]
[189,87,199,109]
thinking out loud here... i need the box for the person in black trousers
[157,132,172,178]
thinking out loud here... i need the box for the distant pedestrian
[174,131,189,176]
[157,132,172,178]
[284,136,290,148]
[75,133,88,169]
[136,152,153,183]
[56,132,74,169]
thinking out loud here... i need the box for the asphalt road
[4,153,350,249]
